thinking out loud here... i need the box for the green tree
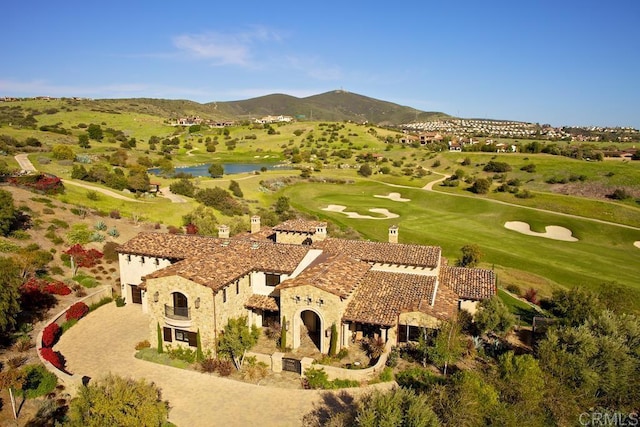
[108,149,128,167]
[274,196,290,215]
[86,123,103,141]
[456,244,482,267]
[358,163,373,177]
[0,257,22,334]
[469,178,491,194]
[305,387,440,427]
[0,368,25,421]
[280,316,287,350]
[127,167,151,193]
[428,320,464,375]
[78,134,90,149]
[67,374,169,427]
[218,316,260,370]
[228,180,243,198]
[474,296,515,336]
[182,206,218,236]
[328,323,338,357]
[51,144,75,160]
[550,287,603,326]
[208,163,224,178]
[0,189,16,236]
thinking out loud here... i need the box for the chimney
[315,223,327,241]
[218,224,229,239]
[250,215,261,234]
[388,225,398,244]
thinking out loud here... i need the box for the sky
[2,0,639,128]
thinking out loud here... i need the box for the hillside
[213,90,451,125]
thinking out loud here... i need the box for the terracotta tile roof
[276,253,371,298]
[439,266,496,300]
[117,232,222,259]
[232,226,276,242]
[343,271,446,327]
[142,240,310,292]
[245,295,279,311]
[273,219,326,234]
[315,238,440,268]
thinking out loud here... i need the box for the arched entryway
[292,308,324,354]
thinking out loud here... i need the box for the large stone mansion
[117,217,496,354]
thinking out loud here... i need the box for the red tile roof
[343,271,446,327]
[439,266,496,300]
[315,238,440,268]
[117,232,223,259]
[245,295,279,311]
[142,240,310,292]
[276,253,371,298]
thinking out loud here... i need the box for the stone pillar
[271,352,284,373]
[342,323,350,348]
[388,225,399,244]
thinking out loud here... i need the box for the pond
[148,162,291,177]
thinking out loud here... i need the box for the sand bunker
[374,192,411,202]
[323,205,399,219]
[504,221,578,242]
[634,241,640,249]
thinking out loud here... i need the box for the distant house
[448,141,462,151]
[117,218,496,355]
[255,115,294,124]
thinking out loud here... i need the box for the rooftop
[439,266,496,300]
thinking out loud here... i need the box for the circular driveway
[55,304,325,426]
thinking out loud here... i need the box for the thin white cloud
[284,56,343,81]
[172,26,283,66]
[0,79,213,101]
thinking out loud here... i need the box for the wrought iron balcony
[164,304,190,320]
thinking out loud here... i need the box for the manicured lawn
[281,179,640,298]
[497,289,541,326]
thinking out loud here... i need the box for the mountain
[211,90,450,125]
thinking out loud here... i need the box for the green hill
[213,90,450,125]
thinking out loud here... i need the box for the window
[126,254,131,263]
[236,281,239,295]
[163,327,172,342]
[175,329,189,342]
[223,288,227,303]
[266,273,281,287]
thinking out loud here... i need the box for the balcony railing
[164,304,190,320]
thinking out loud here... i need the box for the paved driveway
[55,304,326,426]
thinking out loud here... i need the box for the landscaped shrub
[88,296,113,312]
[13,336,33,352]
[44,281,71,295]
[39,347,65,370]
[135,340,151,350]
[304,367,360,390]
[524,287,539,305]
[20,364,58,398]
[506,284,521,295]
[165,345,196,363]
[42,323,61,348]
[396,367,443,393]
[200,357,217,373]
[115,296,126,307]
[7,356,28,369]
[61,319,78,333]
[66,302,89,321]
[239,357,269,382]
[214,359,234,377]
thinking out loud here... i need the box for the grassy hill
[212,90,451,124]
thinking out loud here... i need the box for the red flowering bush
[66,302,89,321]
[42,323,61,348]
[40,347,65,370]
[44,281,72,295]
[21,277,47,294]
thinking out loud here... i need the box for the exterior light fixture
[195,297,201,309]
[153,291,159,303]
[285,320,290,331]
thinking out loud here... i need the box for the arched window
[172,292,188,318]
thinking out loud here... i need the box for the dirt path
[159,187,187,203]
[14,153,37,172]
[61,179,147,202]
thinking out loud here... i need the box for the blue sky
[2,1,639,128]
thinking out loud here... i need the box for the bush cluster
[66,301,89,321]
[304,367,360,389]
[39,347,65,370]
[42,323,61,348]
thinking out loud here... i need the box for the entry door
[130,285,143,304]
